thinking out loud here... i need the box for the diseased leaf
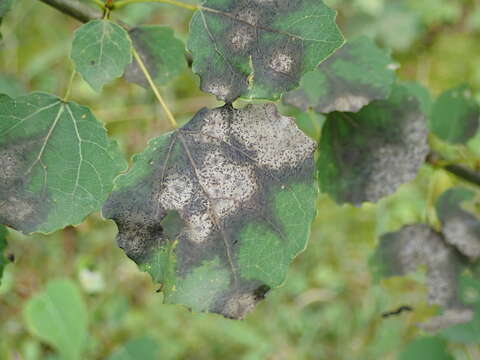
[373,225,463,308]
[107,337,160,360]
[71,20,132,92]
[23,279,88,360]
[0,92,127,234]
[283,36,396,114]
[373,224,476,332]
[103,103,317,318]
[124,26,187,88]
[188,0,344,102]
[430,85,480,144]
[317,83,429,205]
[0,225,9,285]
[436,187,480,260]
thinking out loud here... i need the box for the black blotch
[381,305,413,318]
[90,60,95,65]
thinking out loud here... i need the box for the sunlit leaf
[430,85,480,144]
[103,103,317,318]
[124,26,187,88]
[23,279,88,360]
[317,83,429,205]
[188,0,344,102]
[284,36,396,113]
[71,20,132,92]
[0,92,127,234]
[436,187,480,260]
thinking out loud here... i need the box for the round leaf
[71,20,132,92]
[318,83,429,205]
[103,103,317,318]
[430,85,480,144]
[284,36,396,114]
[0,92,127,234]
[124,26,187,88]
[188,0,344,102]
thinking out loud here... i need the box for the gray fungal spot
[377,225,463,308]
[443,216,480,260]
[418,307,475,333]
[269,52,295,74]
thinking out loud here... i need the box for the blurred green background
[1,0,480,359]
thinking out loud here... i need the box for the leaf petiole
[113,0,198,11]
[132,48,178,128]
[63,70,76,102]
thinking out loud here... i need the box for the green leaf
[23,279,88,360]
[430,85,480,144]
[283,36,396,114]
[71,20,132,92]
[436,187,480,260]
[107,337,160,360]
[188,0,344,102]
[0,92,127,234]
[399,337,454,360]
[124,26,187,88]
[103,103,317,318]
[317,83,429,205]
[0,225,9,285]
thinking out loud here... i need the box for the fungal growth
[283,37,396,114]
[436,187,480,261]
[0,92,126,234]
[124,26,187,88]
[103,103,317,318]
[374,224,476,331]
[188,0,344,102]
[317,83,429,205]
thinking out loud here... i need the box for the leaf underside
[124,25,187,88]
[0,92,126,234]
[188,0,344,102]
[103,103,317,318]
[318,83,429,205]
[71,20,132,92]
[436,187,480,261]
[283,36,396,114]
[430,85,480,144]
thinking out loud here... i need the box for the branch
[444,164,480,187]
[427,153,480,187]
[37,0,102,23]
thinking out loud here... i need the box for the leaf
[430,85,480,144]
[0,225,9,285]
[0,92,127,234]
[317,83,429,205]
[373,225,463,308]
[124,26,187,88]
[103,103,317,318]
[71,20,132,92]
[23,279,88,360]
[107,337,160,360]
[188,0,344,102]
[436,187,480,260]
[283,36,396,114]
[398,337,454,360]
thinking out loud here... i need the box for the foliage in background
[0,0,480,359]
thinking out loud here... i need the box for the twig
[37,0,102,23]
